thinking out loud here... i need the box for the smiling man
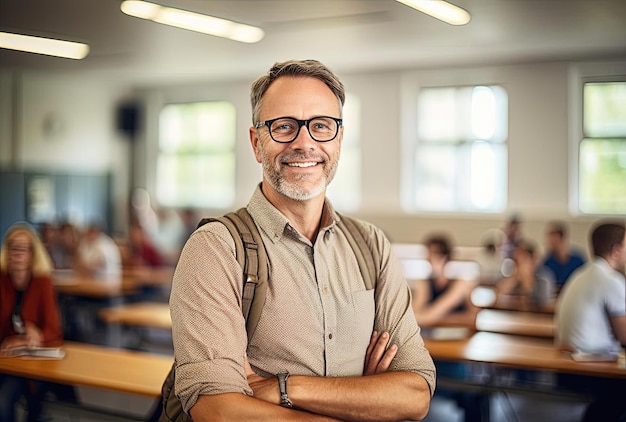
[169,59,435,421]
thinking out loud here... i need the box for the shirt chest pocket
[347,288,375,349]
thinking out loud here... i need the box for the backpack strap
[336,213,380,290]
[196,208,268,338]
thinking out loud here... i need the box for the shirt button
[328,333,333,339]
[322,287,328,294]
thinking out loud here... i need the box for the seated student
[496,239,555,307]
[412,234,487,422]
[556,220,626,354]
[474,229,505,285]
[412,234,478,327]
[0,222,63,422]
[74,222,121,278]
[540,220,586,293]
[125,223,166,268]
[555,220,626,422]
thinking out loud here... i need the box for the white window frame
[568,61,626,216]
[401,79,508,214]
[155,100,236,209]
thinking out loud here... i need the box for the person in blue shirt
[540,221,586,293]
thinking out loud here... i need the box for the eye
[311,118,334,132]
[271,119,297,133]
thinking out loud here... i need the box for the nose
[290,122,317,148]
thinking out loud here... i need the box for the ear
[249,126,262,164]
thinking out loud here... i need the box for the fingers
[365,330,379,361]
[364,331,396,375]
[376,344,398,372]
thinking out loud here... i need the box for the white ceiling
[1,0,626,86]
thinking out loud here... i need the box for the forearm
[190,392,343,422]
[288,372,431,422]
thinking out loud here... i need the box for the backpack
[157,207,380,422]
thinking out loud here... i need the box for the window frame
[569,62,626,216]
[401,81,509,214]
[154,100,237,210]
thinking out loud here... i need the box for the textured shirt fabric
[170,185,436,413]
[556,258,626,354]
[0,274,63,346]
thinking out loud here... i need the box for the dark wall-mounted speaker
[116,103,141,138]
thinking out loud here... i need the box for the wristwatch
[277,372,293,408]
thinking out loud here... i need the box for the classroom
[1,1,625,421]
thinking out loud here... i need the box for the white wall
[1,59,624,253]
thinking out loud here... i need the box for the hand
[244,354,281,405]
[363,331,397,375]
[24,322,43,348]
[0,335,29,351]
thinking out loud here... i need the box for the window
[326,93,361,212]
[156,101,236,208]
[579,81,626,214]
[409,86,508,212]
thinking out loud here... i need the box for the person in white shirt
[555,221,626,422]
[75,223,121,278]
[556,221,626,354]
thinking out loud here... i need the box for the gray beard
[259,147,338,202]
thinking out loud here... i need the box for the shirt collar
[593,256,621,277]
[247,183,339,244]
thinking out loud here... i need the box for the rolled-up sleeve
[170,223,253,413]
[368,224,437,395]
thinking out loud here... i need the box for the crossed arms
[189,331,431,422]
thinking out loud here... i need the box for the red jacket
[0,274,63,346]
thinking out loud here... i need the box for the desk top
[474,309,554,338]
[425,332,626,379]
[122,266,175,287]
[100,302,172,330]
[471,286,555,314]
[0,342,172,397]
[54,277,140,298]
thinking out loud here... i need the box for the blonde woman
[0,222,62,422]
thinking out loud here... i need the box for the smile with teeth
[286,161,318,168]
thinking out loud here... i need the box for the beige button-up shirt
[170,185,435,412]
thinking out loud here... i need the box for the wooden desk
[0,342,172,397]
[53,274,140,298]
[492,294,556,314]
[424,332,626,379]
[474,309,554,338]
[471,286,555,314]
[100,302,171,330]
[122,266,175,287]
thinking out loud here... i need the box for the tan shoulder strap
[197,208,268,339]
[336,213,380,290]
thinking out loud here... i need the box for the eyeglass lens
[270,117,338,143]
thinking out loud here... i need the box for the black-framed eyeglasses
[255,116,342,143]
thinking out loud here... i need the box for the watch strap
[277,372,293,408]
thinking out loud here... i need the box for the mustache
[279,151,327,163]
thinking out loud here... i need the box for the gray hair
[250,59,345,124]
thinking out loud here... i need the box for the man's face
[250,76,343,202]
[545,230,562,251]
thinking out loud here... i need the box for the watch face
[12,313,26,335]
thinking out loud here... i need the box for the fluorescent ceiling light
[0,32,89,59]
[120,0,265,43]
[396,0,471,26]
